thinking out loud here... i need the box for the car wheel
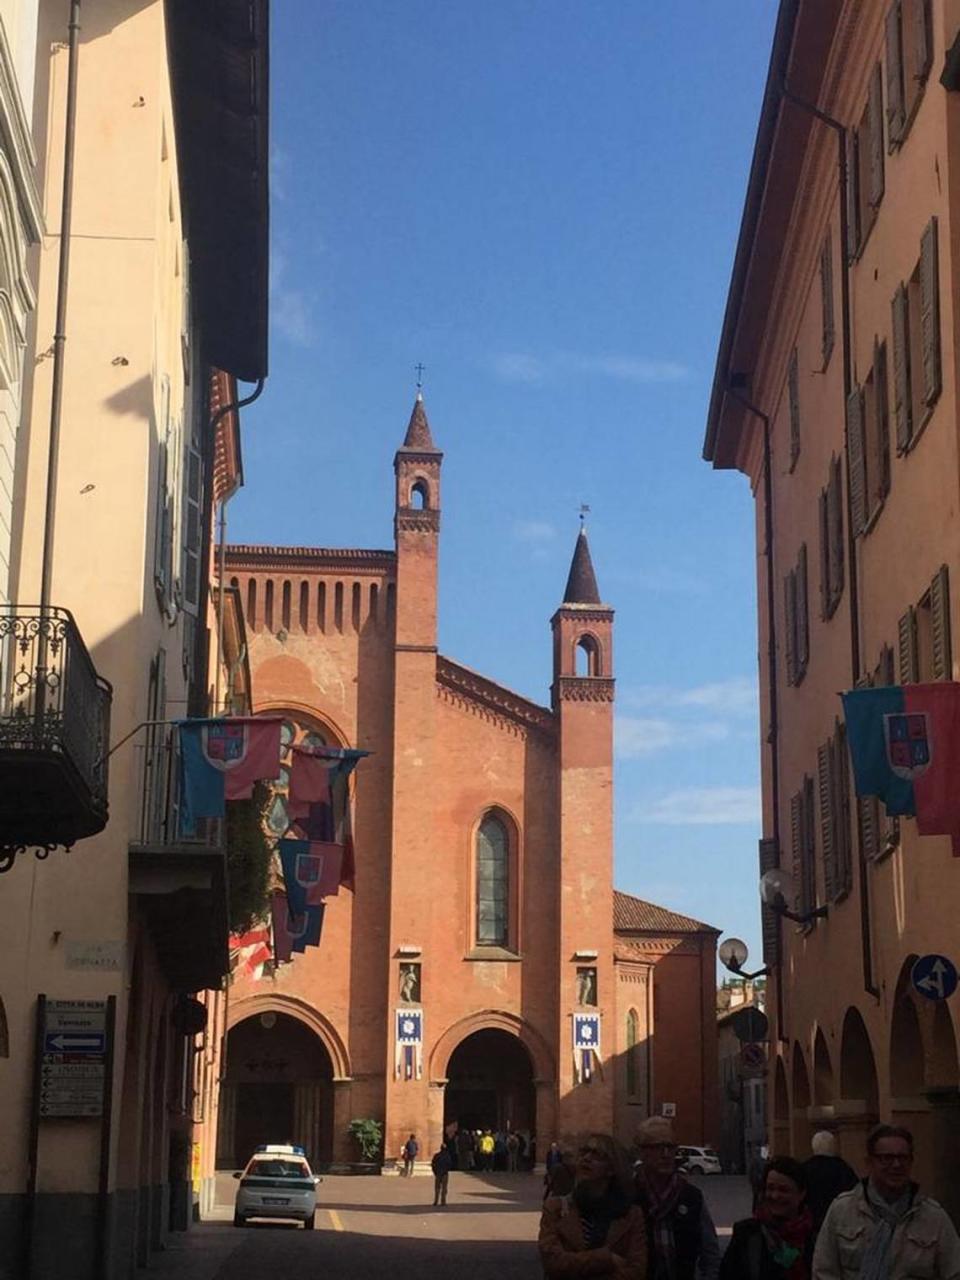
[690,1164,704,1175]
[233,1211,246,1227]
[303,1213,315,1231]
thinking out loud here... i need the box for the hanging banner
[573,1013,601,1084]
[395,1008,423,1081]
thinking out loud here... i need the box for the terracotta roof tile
[613,889,717,935]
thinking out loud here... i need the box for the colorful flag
[395,1009,423,1080]
[229,927,271,978]
[178,717,282,832]
[278,838,344,913]
[270,890,294,965]
[287,748,333,819]
[573,1014,601,1084]
[842,684,960,850]
[290,904,325,953]
[290,747,367,890]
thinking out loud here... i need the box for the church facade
[216,398,718,1168]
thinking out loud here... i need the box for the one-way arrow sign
[911,954,959,1002]
[43,1031,105,1054]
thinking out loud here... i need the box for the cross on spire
[579,503,591,528]
[415,362,426,392]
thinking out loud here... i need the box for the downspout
[779,85,879,999]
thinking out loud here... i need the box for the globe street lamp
[759,868,828,925]
[719,936,769,981]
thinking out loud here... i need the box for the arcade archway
[444,1029,536,1135]
[217,1011,334,1168]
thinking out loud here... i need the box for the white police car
[233,1145,321,1228]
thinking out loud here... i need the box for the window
[861,646,900,862]
[820,233,835,369]
[848,341,891,536]
[818,722,853,904]
[788,348,801,471]
[846,64,885,260]
[886,0,932,147]
[900,566,951,684]
[266,718,331,838]
[819,458,844,619]
[790,776,816,919]
[576,635,601,677]
[892,218,941,453]
[410,480,429,509]
[139,649,168,843]
[476,815,509,947]
[784,544,809,687]
[626,1009,639,1098]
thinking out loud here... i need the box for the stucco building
[219,398,719,1170]
[705,0,960,1215]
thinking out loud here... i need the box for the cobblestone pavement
[141,1172,752,1279]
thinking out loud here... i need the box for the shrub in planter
[348,1118,383,1165]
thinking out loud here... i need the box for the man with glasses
[633,1118,720,1280]
[813,1123,960,1280]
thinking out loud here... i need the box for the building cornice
[225,545,396,574]
[394,449,443,469]
[551,604,614,625]
[436,656,555,738]
[553,676,615,704]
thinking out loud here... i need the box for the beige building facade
[706,0,960,1217]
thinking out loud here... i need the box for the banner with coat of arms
[395,1009,423,1081]
[573,1013,601,1084]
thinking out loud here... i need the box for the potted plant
[347,1118,383,1175]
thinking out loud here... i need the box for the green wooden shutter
[892,283,912,451]
[847,386,867,535]
[899,607,918,683]
[920,216,941,407]
[784,571,797,685]
[182,445,203,614]
[821,234,835,367]
[881,643,896,687]
[759,837,781,966]
[788,349,801,470]
[803,775,817,916]
[875,340,891,500]
[836,724,852,895]
[797,544,809,677]
[868,64,885,207]
[913,0,932,82]
[886,2,905,143]
[931,565,952,681]
[818,742,835,902]
[846,131,860,260]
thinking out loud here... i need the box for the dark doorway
[218,1012,333,1168]
[445,1028,535,1133]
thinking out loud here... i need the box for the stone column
[332,1078,354,1164]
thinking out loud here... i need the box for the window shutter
[899,607,918,683]
[182,445,203,614]
[153,437,169,593]
[920,216,941,407]
[791,791,803,907]
[891,284,912,452]
[802,775,816,916]
[868,64,885,207]
[875,340,891,500]
[784,572,797,685]
[847,386,867,535]
[881,643,896,687]
[836,723,852,894]
[829,457,845,606]
[788,349,801,470]
[821,234,835,368]
[759,837,781,965]
[913,0,932,82]
[931,564,952,681]
[797,545,809,676]
[886,2,905,143]
[846,130,860,260]
[818,742,835,902]
[819,489,830,619]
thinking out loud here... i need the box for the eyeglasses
[872,1152,912,1166]
[639,1143,676,1153]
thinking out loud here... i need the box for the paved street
[144,1172,751,1279]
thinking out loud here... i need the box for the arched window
[476,815,509,947]
[576,634,601,677]
[410,480,429,510]
[626,1008,639,1097]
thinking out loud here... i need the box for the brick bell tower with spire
[386,392,442,1147]
[552,522,615,1135]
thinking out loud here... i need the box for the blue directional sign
[911,954,958,1002]
[44,1030,106,1054]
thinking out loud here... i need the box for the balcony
[0,606,112,870]
[128,728,228,992]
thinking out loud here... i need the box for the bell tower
[551,524,615,1134]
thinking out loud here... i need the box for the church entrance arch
[445,1029,536,1137]
[217,1009,335,1169]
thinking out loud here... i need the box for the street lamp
[719,937,769,981]
[759,867,828,924]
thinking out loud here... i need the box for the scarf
[859,1181,914,1280]
[755,1205,813,1280]
[635,1168,684,1280]
[573,1179,631,1249]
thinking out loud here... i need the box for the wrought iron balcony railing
[129,725,222,851]
[0,605,112,868]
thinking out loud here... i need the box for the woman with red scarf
[720,1158,814,1280]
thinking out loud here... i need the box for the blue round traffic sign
[911,954,958,1002]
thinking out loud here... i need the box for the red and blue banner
[290,904,325,953]
[289,746,367,891]
[278,838,343,912]
[842,683,960,848]
[178,717,282,833]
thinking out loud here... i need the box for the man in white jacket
[813,1124,960,1280]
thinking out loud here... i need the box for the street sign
[740,1042,766,1078]
[911,954,958,1002]
[38,1000,108,1118]
[731,1006,769,1043]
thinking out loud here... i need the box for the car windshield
[246,1159,309,1179]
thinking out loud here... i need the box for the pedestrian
[403,1132,419,1177]
[507,1130,521,1173]
[813,1123,960,1280]
[539,1132,647,1278]
[634,1117,720,1280]
[479,1129,495,1171]
[495,1130,507,1171]
[803,1131,857,1235]
[457,1126,474,1172]
[431,1145,452,1206]
[720,1157,814,1280]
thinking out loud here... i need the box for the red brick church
[216,397,718,1168]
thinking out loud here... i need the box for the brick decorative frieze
[395,450,443,467]
[554,676,615,703]
[436,656,555,738]
[395,507,441,534]
[225,544,396,574]
[615,938,701,960]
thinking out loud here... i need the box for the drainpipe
[779,85,879,1000]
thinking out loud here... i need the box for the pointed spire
[563,526,601,604]
[402,393,437,450]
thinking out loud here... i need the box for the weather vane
[415,362,426,392]
[579,503,591,527]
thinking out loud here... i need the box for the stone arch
[890,959,924,1097]
[574,632,602,677]
[791,1040,812,1155]
[430,1010,554,1084]
[254,700,348,750]
[228,993,351,1079]
[813,1026,835,1108]
[839,1007,879,1110]
[409,477,431,509]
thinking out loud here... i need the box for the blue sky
[233,1,778,965]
